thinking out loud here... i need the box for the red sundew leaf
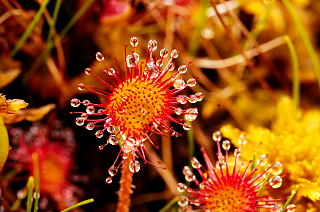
[100,0,131,25]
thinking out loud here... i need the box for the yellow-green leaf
[0,116,9,172]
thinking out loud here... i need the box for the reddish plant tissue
[71,37,202,181]
[177,131,294,212]
[10,122,80,210]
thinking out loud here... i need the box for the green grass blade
[11,0,51,56]
[188,0,210,56]
[280,185,299,212]
[26,177,34,212]
[46,0,63,42]
[32,154,40,212]
[159,197,178,212]
[257,172,270,196]
[250,153,257,171]
[59,0,96,38]
[284,35,300,108]
[282,0,320,88]
[60,198,94,212]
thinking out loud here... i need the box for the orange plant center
[206,185,254,212]
[109,78,167,136]
[39,155,67,193]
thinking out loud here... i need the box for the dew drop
[150,68,159,78]
[107,125,116,133]
[200,182,207,189]
[77,83,85,91]
[188,95,198,103]
[83,100,90,106]
[222,140,231,150]
[174,107,182,115]
[148,40,157,51]
[177,183,187,193]
[126,55,135,67]
[160,48,169,57]
[107,68,116,75]
[271,162,283,176]
[173,79,185,89]
[130,36,138,47]
[176,95,189,104]
[70,98,80,107]
[108,135,118,145]
[75,117,85,126]
[86,122,95,130]
[195,92,204,102]
[133,53,139,62]
[178,196,189,207]
[84,68,92,75]
[108,166,118,176]
[171,49,179,58]
[95,130,104,138]
[286,204,296,212]
[98,145,105,150]
[168,62,175,71]
[184,170,195,182]
[105,177,112,184]
[191,157,201,169]
[182,166,191,176]
[273,204,282,212]
[86,106,95,114]
[212,131,222,142]
[156,58,163,67]
[96,52,104,61]
[178,65,188,74]
[183,123,191,131]
[97,109,105,113]
[129,160,140,173]
[238,134,247,145]
[81,113,88,119]
[185,108,198,121]
[258,154,268,166]
[269,176,282,188]
[190,199,201,207]
[187,78,196,87]
[234,148,241,157]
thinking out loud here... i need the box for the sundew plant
[0,0,319,211]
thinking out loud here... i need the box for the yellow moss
[221,97,320,203]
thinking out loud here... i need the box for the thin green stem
[32,154,40,212]
[11,0,51,56]
[284,35,300,109]
[282,0,320,88]
[257,172,270,197]
[60,198,94,212]
[59,0,96,38]
[158,197,179,212]
[280,185,299,212]
[26,177,34,212]
[250,153,257,171]
[188,0,210,55]
[46,0,63,42]
[11,188,27,211]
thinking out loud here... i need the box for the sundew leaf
[0,116,9,172]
